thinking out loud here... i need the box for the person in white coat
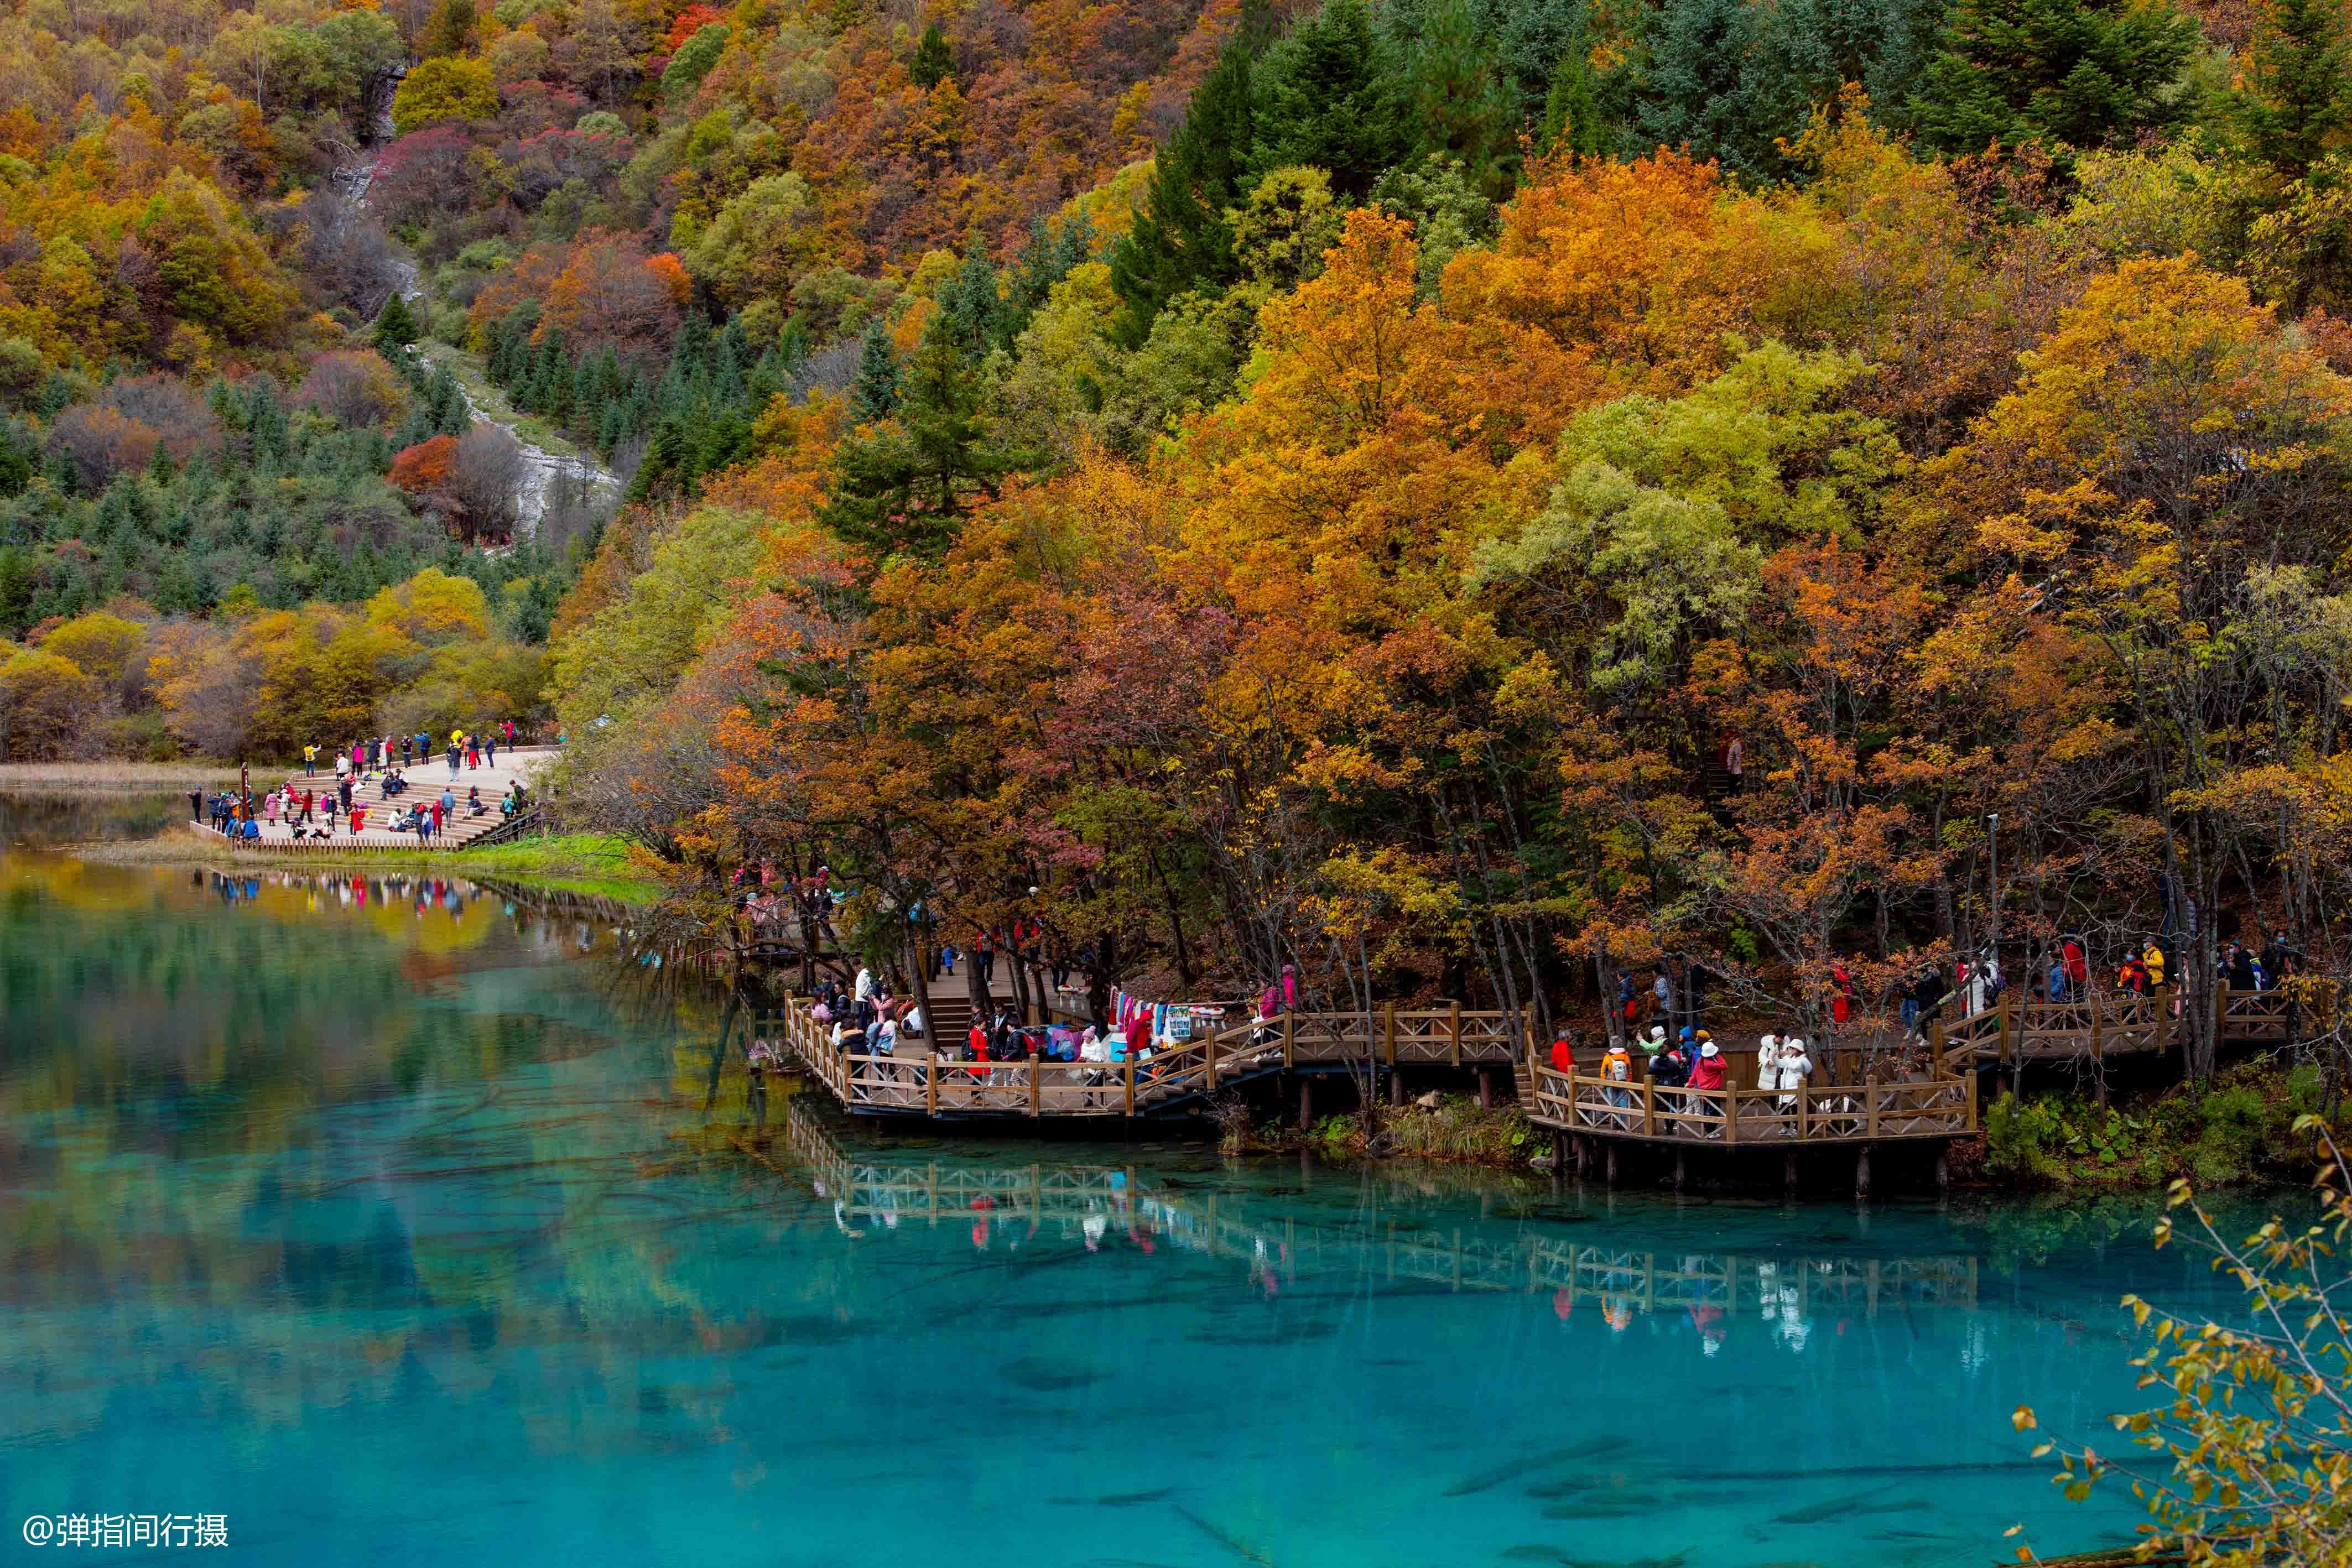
[1755,1034,1782,1091]
[854,965,874,1003]
[1776,1035,1814,1112]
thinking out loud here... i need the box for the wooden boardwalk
[1935,985,2297,1071]
[192,746,558,853]
[1523,1062,1976,1148]
[762,994,1522,1123]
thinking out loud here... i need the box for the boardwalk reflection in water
[785,1100,1977,1329]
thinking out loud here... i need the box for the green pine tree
[1906,0,2199,155]
[910,22,955,88]
[1251,0,1410,196]
[819,324,1035,558]
[1107,38,1257,348]
[373,293,419,355]
[1539,38,1614,154]
[2228,0,2351,176]
[851,322,901,422]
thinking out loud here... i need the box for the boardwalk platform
[762,994,1523,1124]
[1524,1062,1976,1148]
[1937,986,2297,1071]
[191,746,558,853]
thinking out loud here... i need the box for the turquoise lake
[0,812,2273,1567]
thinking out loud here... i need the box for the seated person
[466,786,485,816]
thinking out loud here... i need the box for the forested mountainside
[8,0,2352,1029]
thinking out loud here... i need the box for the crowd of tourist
[191,720,533,844]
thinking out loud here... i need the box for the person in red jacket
[1549,1033,1574,1074]
[1687,1040,1727,1138]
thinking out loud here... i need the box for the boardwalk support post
[1298,1075,1314,1132]
[1935,1146,1950,1193]
[1478,1067,1493,1110]
[1784,1150,1799,1193]
[1674,1148,1686,1191]
[1606,1141,1619,1187]
[1855,1142,1872,1199]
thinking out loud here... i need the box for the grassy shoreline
[66,826,663,902]
[0,761,245,790]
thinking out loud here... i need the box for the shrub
[1985,1092,2069,1186]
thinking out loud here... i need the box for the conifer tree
[1108,39,1257,347]
[910,22,955,88]
[373,293,419,356]
[1540,38,1613,154]
[2228,0,2350,176]
[1906,0,2199,154]
[851,321,901,422]
[1251,0,1409,196]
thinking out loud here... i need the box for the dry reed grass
[0,761,242,790]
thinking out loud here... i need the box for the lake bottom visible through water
[0,829,2261,1567]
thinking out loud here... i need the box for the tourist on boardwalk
[2228,942,2256,992]
[401,734,413,767]
[334,749,349,785]
[2143,939,2166,989]
[854,964,875,1003]
[484,730,496,767]
[2117,952,2151,995]
[337,775,353,814]
[2062,935,2089,996]
[446,738,461,778]
[466,734,481,769]
[1775,1036,1813,1112]
[349,803,366,835]
[466,785,483,817]
[1651,965,1673,1025]
[1686,1040,1726,1136]
[303,743,319,777]
[1599,1037,1635,1125]
[1756,1034,1781,1092]
[1830,961,1853,1028]
[1549,1030,1574,1074]
[1616,970,1638,1029]
[1282,963,1298,1011]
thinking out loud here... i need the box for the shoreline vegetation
[65,825,663,903]
[0,762,246,790]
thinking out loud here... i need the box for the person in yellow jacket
[2143,940,2166,989]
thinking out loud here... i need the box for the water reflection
[0,849,2263,1568]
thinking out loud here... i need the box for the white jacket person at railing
[1756,1035,1781,1090]
[1775,1038,1813,1112]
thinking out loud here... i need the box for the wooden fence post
[1965,1066,1979,1132]
[1283,1012,1294,1068]
[1124,1056,1136,1117]
[1450,1001,1463,1066]
[1642,1080,1656,1138]
[1867,1068,1881,1142]
[1998,992,2013,1067]
[927,1053,939,1116]
[1724,1086,1739,1145]
[1205,1036,1219,1093]
[1384,1001,1397,1066]
[1030,1054,1042,1116]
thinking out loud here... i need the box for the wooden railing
[1938,984,2298,1071]
[1525,1058,1976,1144]
[763,995,1528,1119]
[457,806,543,850]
